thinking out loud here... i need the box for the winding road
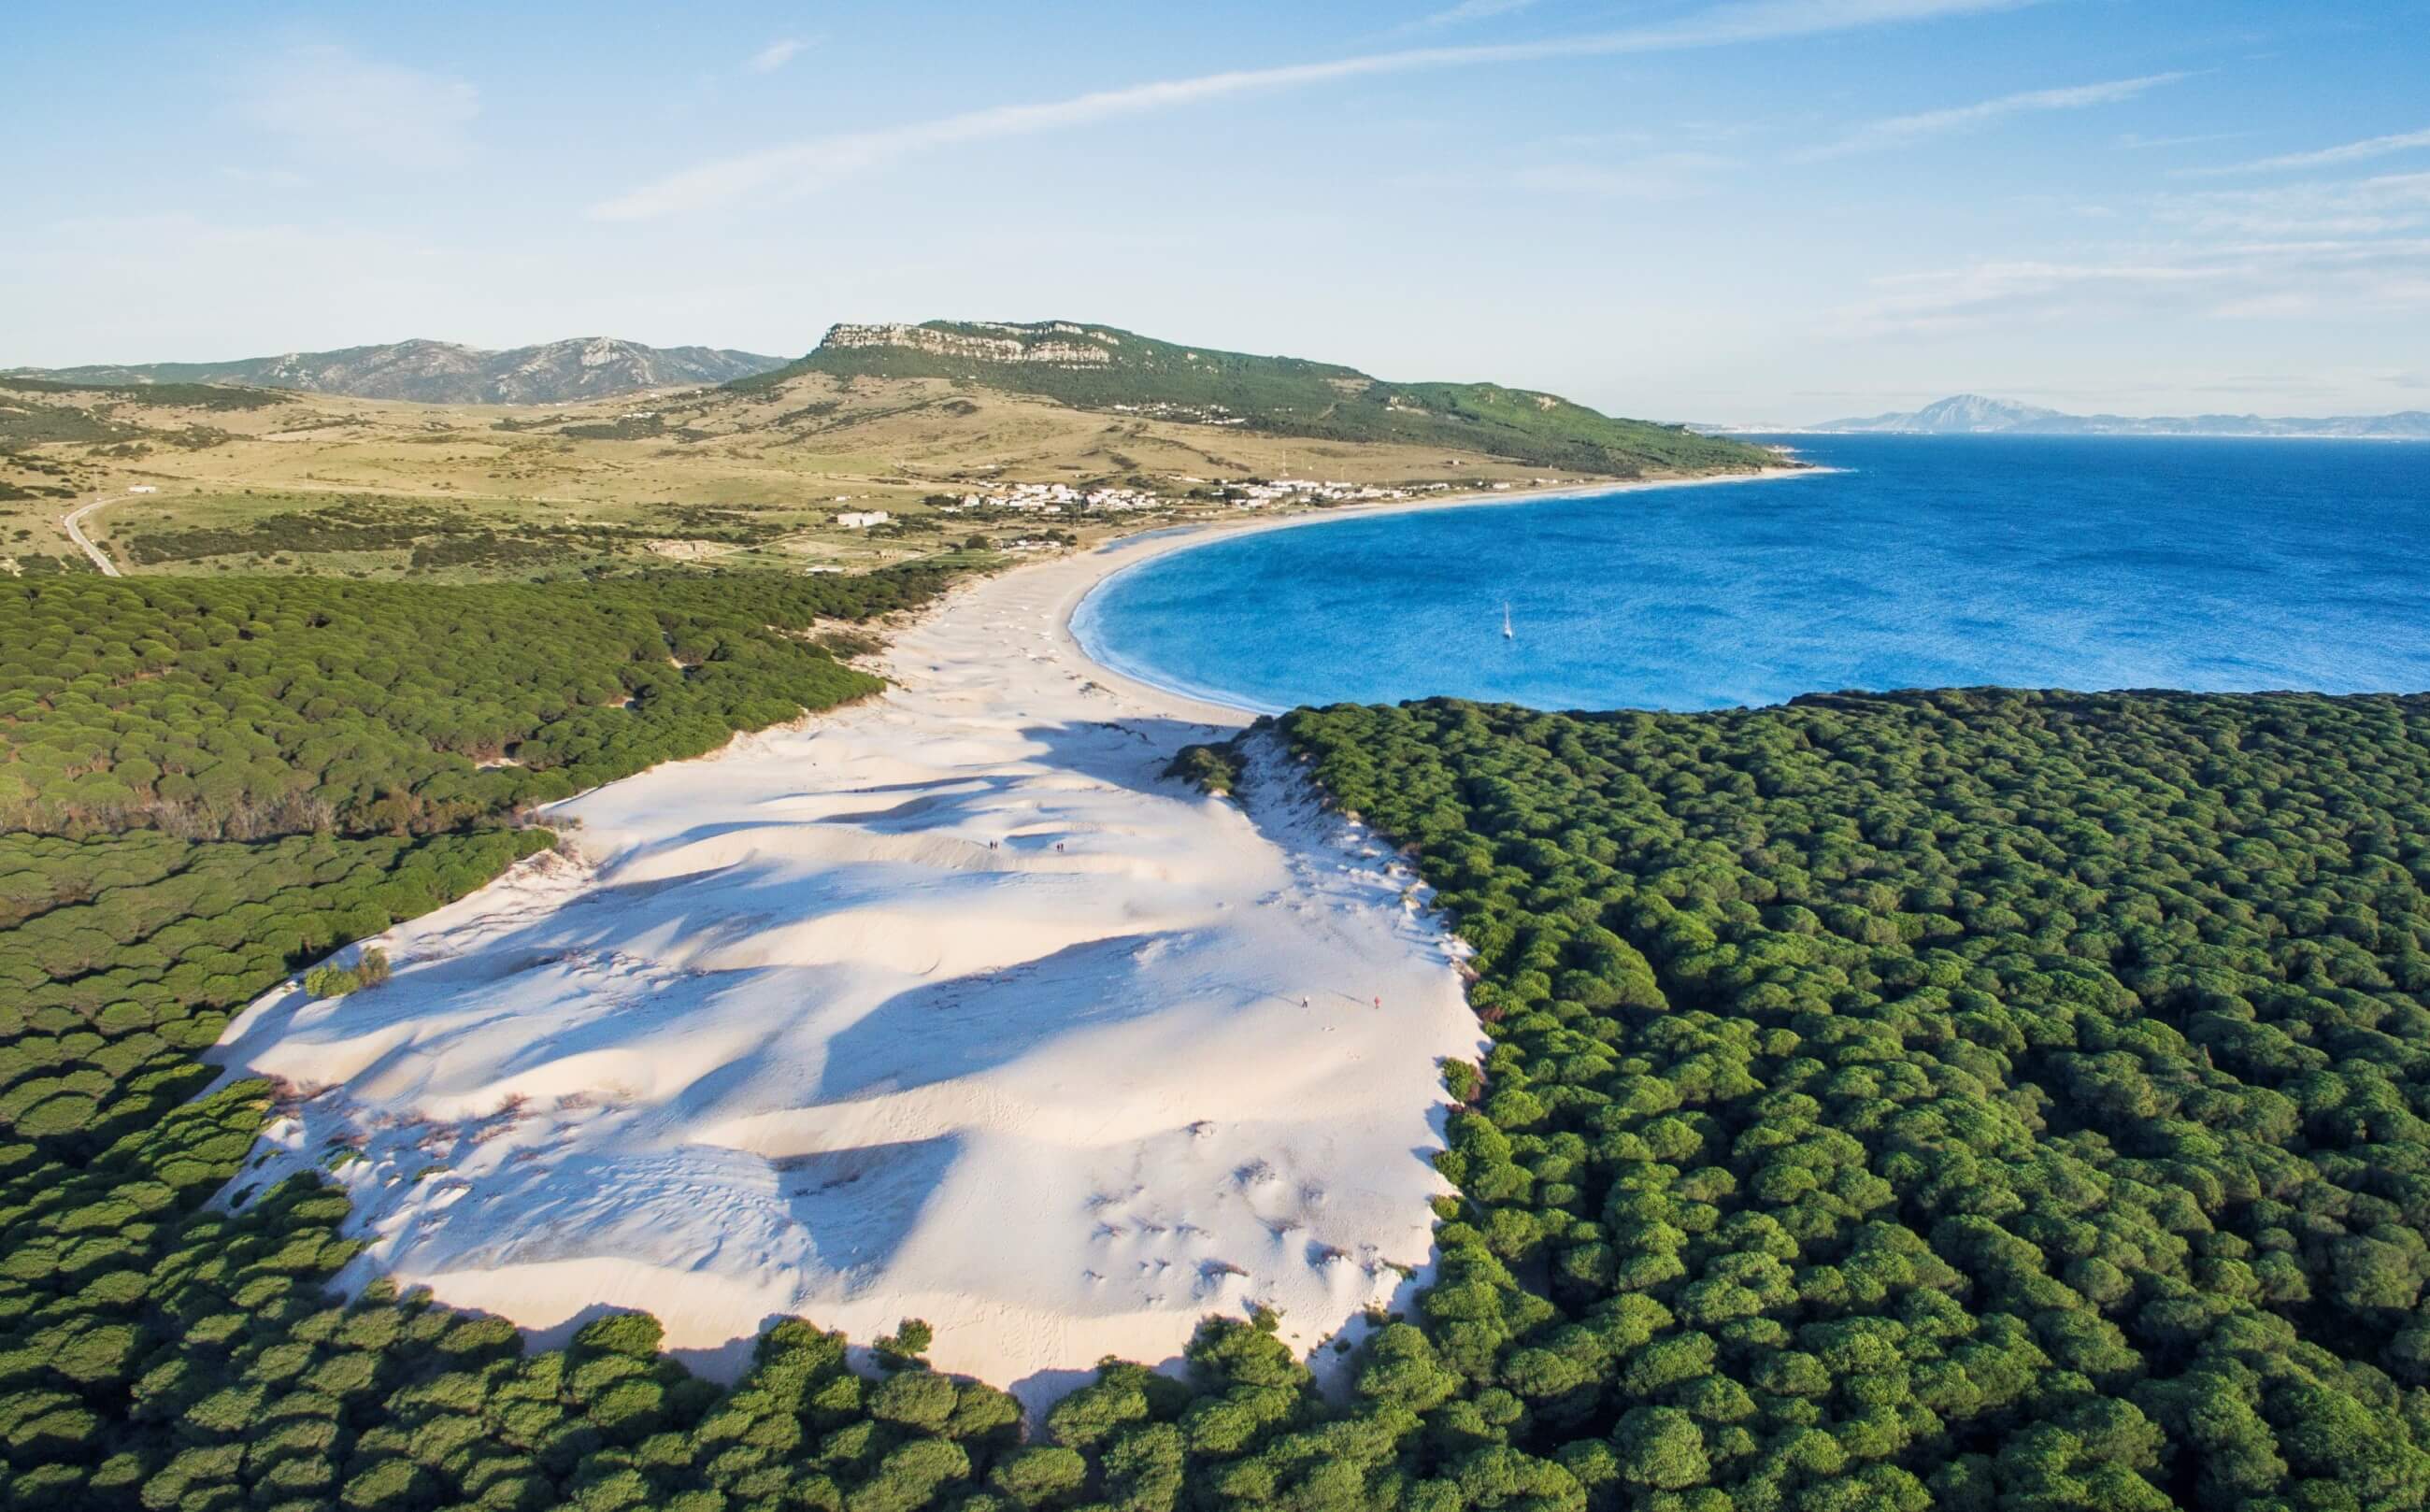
[62,493,126,576]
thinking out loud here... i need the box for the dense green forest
[0,565,1075,1511]
[750,322,1772,478]
[0,568,953,837]
[11,545,2430,1512]
[1273,690,2430,1511]
[0,560,1426,1512]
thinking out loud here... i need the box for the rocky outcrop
[818,322,1117,366]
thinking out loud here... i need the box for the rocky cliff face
[12,338,789,405]
[757,318,1780,478]
[818,322,1118,366]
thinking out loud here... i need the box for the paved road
[62,493,126,576]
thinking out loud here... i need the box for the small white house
[836,511,891,529]
[127,485,159,494]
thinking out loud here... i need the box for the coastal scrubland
[1,324,1776,583]
[765,322,1761,479]
[0,373,1614,582]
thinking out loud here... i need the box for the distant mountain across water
[7,337,788,406]
[1763,392,2430,439]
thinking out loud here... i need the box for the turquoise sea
[1070,435,2430,714]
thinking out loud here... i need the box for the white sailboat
[1501,601,1515,640]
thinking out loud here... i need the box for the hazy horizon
[10,0,2428,425]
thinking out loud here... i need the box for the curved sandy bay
[210,531,1485,1407]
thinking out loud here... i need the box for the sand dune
[211,531,1485,1407]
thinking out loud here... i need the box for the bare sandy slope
[209,531,1488,1407]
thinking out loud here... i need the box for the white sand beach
[209,468,1800,1407]
[209,525,1491,1408]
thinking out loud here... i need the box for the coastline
[1058,463,1824,716]
[202,459,1815,1411]
[208,501,1497,1409]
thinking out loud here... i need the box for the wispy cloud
[2181,126,2430,178]
[1797,72,2187,161]
[593,0,2048,220]
[2115,129,2255,151]
[747,37,809,74]
[1396,0,1541,36]
[1828,235,2430,335]
[2162,170,2430,237]
[236,43,479,171]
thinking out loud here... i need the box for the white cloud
[2162,171,2430,237]
[1835,258,2223,335]
[748,37,808,74]
[236,43,479,170]
[1826,236,2430,336]
[2182,126,2430,178]
[1797,73,2187,161]
[2115,130,2255,151]
[593,0,2047,220]
[1397,0,1541,36]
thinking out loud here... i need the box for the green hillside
[741,321,1778,478]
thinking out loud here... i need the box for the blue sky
[7,0,2428,421]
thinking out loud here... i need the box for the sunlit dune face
[212,547,1482,1406]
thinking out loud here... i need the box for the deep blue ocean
[1069,435,2430,714]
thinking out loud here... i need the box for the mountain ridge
[744,319,1778,477]
[1796,392,2430,438]
[8,337,789,406]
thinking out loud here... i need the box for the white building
[836,511,891,529]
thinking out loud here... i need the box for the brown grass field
[2,371,1650,581]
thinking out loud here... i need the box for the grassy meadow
[3,370,1646,583]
